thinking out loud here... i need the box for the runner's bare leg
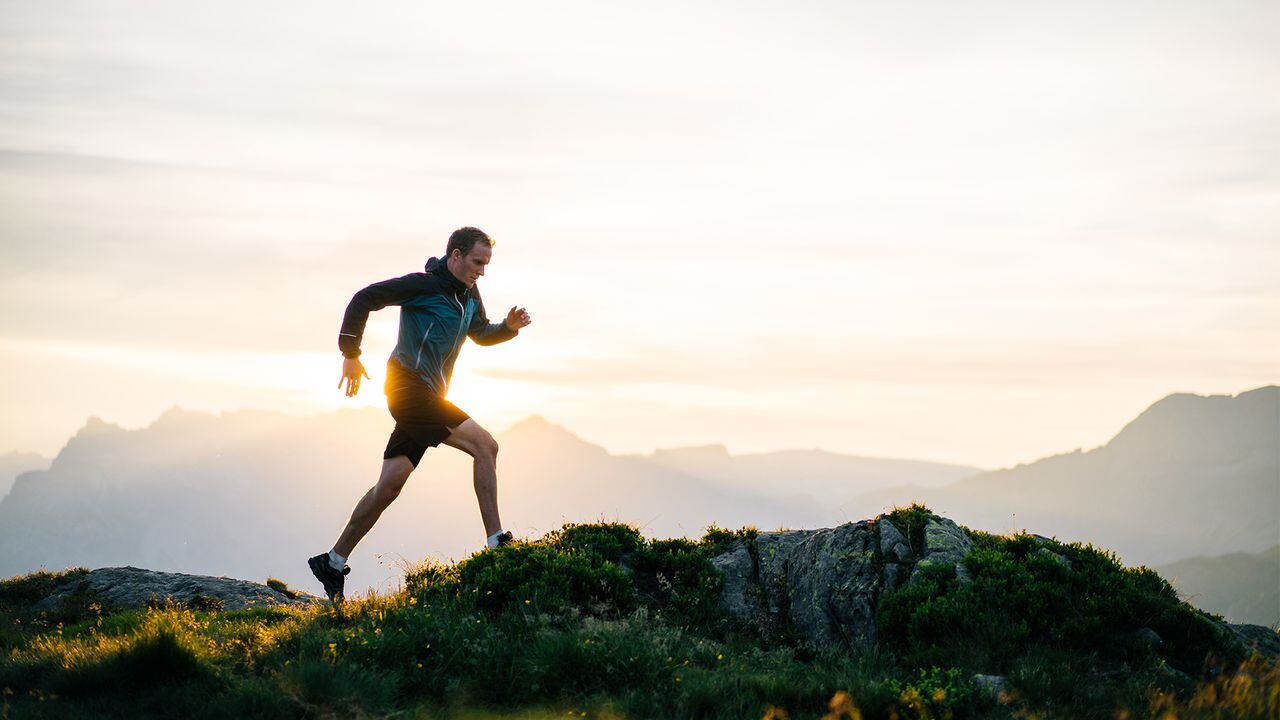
[332,456,415,557]
[442,419,502,537]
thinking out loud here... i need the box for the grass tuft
[265,577,298,599]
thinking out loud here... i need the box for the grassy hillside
[1,508,1276,720]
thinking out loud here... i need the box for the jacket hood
[425,256,467,293]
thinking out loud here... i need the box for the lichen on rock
[786,521,880,648]
[907,516,975,587]
[878,518,912,561]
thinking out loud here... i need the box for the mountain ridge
[847,385,1279,565]
[1,385,1274,621]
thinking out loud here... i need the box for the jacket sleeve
[338,273,430,358]
[467,290,518,346]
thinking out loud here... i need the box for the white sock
[486,530,507,548]
[328,549,347,570]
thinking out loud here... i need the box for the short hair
[446,227,494,258]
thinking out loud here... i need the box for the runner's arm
[338,273,430,358]
[467,292,519,346]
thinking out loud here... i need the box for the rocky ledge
[710,513,1280,657]
[33,566,320,613]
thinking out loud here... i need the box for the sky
[1,0,1277,469]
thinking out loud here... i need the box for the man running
[308,226,532,602]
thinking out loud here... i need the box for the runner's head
[445,227,493,288]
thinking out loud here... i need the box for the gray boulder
[787,521,879,648]
[33,566,319,613]
[1032,546,1072,570]
[879,519,912,560]
[911,516,975,585]
[972,674,1010,703]
[1224,622,1280,656]
[711,513,979,649]
[881,562,903,592]
[756,530,810,617]
[709,543,755,619]
[709,515,1280,665]
[1133,626,1164,650]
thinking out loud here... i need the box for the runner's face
[449,243,492,287]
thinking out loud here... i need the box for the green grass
[265,578,298,599]
[1,511,1275,719]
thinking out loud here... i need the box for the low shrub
[885,666,982,719]
[455,543,637,616]
[545,521,645,562]
[877,529,1243,677]
[405,522,728,630]
[886,503,934,557]
[700,523,759,556]
[632,538,724,628]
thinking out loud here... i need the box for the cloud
[476,337,1280,389]
[1,0,1278,463]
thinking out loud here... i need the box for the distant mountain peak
[1140,385,1275,415]
[152,405,217,427]
[501,414,589,441]
[77,415,124,436]
[1107,385,1277,451]
[158,404,191,420]
[504,414,559,432]
[0,450,49,463]
[650,444,731,461]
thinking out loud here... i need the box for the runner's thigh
[442,418,497,456]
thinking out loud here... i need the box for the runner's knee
[375,470,410,503]
[450,421,498,459]
[478,433,499,459]
[374,481,403,505]
[374,459,412,503]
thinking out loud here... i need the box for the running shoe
[307,553,350,603]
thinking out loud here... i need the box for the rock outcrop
[709,513,1280,657]
[1226,621,1280,656]
[711,514,921,649]
[33,566,319,613]
[787,522,880,647]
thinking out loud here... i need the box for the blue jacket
[338,256,518,396]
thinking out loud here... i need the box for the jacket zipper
[450,293,466,339]
[435,293,467,393]
[414,322,434,369]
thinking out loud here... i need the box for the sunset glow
[1,1,1276,468]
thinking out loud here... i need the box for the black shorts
[383,362,469,467]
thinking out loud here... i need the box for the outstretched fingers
[338,359,371,397]
[506,305,532,329]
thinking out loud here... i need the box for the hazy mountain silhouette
[1156,546,1280,628]
[845,386,1279,566]
[0,451,50,500]
[637,444,980,509]
[1,387,1274,606]
[0,410,833,596]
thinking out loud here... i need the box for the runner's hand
[505,306,532,331]
[339,357,370,397]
